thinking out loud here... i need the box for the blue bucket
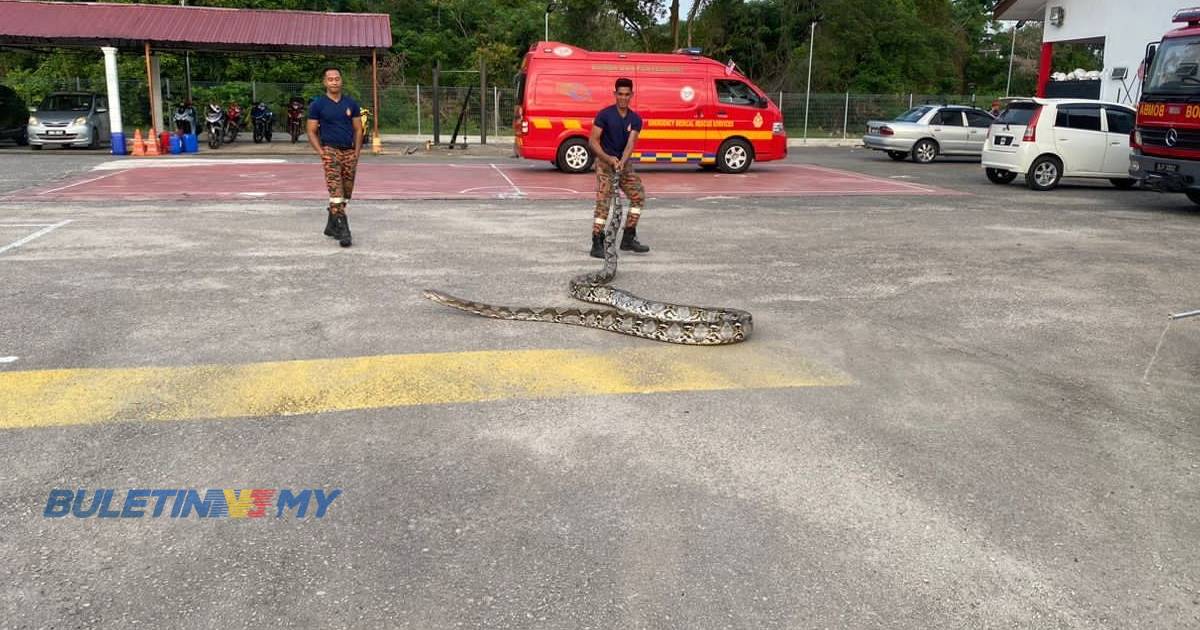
[183,133,199,153]
[169,134,182,155]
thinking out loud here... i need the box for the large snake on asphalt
[422,188,753,345]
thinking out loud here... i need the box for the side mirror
[1146,43,1158,68]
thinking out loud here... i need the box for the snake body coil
[423,192,752,345]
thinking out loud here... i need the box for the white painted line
[0,220,73,256]
[92,158,288,171]
[0,356,17,364]
[37,172,122,195]
[489,163,526,197]
[0,224,58,228]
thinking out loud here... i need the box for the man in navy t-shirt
[307,67,362,247]
[588,77,649,258]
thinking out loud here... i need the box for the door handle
[716,111,729,118]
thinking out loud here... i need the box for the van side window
[715,80,760,107]
[1056,105,1102,132]
[1105,107,1134,134]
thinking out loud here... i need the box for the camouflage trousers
[593,160,646,235]
[321,146,358,216]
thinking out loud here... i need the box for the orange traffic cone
[131,128,145,156]
[145,128,160,156]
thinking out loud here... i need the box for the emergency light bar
[674,47,703,55]
[1173,7,1200,24]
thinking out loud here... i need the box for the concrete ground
[0,142,1197,629]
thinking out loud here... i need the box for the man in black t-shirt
[588,77,648,258]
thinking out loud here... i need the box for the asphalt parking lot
[0,143,1197,629]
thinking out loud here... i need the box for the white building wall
[1039,0,1187,103]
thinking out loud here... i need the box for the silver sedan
[863,105,995,163]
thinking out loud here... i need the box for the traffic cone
[131,128,145,156]
[145,128,160,156]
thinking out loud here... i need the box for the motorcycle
[286,96,306,143]
[204,103,225,149]
[251,102,274,143]
[360,107,372,146]
[224,102,244,143]
[173,101,197,137]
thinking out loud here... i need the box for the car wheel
[911,139,938,163]
[1186,190,1200,206]
[1109,178,1137,189]
[88,128,98,150]
[717,138,753,173]
[985,167,1018,185]
[1025,155,1062,191]
[555,137,593,173]
[30,144,42,150]
[886,150,908,161]
[15,128,28,146]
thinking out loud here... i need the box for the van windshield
[1145,35,1200,96]
[894,107,933,122]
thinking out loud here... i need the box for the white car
[980,98,1137,191]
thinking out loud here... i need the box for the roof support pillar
[1037,42,1054,98]
[372,48,381,154]
[143,43,164,134]
[101,46,126,155]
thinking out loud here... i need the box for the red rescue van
[513,42,787,174]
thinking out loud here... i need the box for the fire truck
[1130,7,1200,204]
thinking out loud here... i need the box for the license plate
[868,126,880,134]
[994,136,1012,146]
[45,129,64,135]
[1155,162,1179,173]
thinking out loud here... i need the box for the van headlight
[73,116,87,126]
[28,116,37,125]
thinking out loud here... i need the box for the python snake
[422,190,752,345]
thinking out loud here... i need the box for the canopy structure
[0,0,393,153]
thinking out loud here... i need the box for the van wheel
[717,138,753,173]
[1109,178,1137,189]
[911,139,938,163]
[556,138,593,173]
[886,150,907,161]
[1025,155,1062,191]
[985,167,1017,184]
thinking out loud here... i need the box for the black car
[0,84,29,146]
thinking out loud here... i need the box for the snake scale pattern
[422,191,753,345]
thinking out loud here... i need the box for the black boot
[589,234,604,259]
[336,214,352,247]
[324,211,337,238]
[619,227,649,253]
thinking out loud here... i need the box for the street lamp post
[804,21,816,142]
[1006,20,1026,97]
[545,3,553,42]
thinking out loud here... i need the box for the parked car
[0,84,29,146]
[981,98,1137,191]
[863,105,995,163]
[27,92,110,150]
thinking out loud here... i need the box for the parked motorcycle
[224,101,244,143]
[251,102,274,143]
[286,96,306,143]
[204,103,225,149]
[360,107,372,145]
[173,101,197,137]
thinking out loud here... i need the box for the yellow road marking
[0,347,851,429]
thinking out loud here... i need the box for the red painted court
[14,161,957,202]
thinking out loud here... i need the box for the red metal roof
[0,0,392,53]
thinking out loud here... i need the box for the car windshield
[39,94,92,112]
[894,107,933,122]
[996,103,1039,125]
[1145,35,1200,96]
